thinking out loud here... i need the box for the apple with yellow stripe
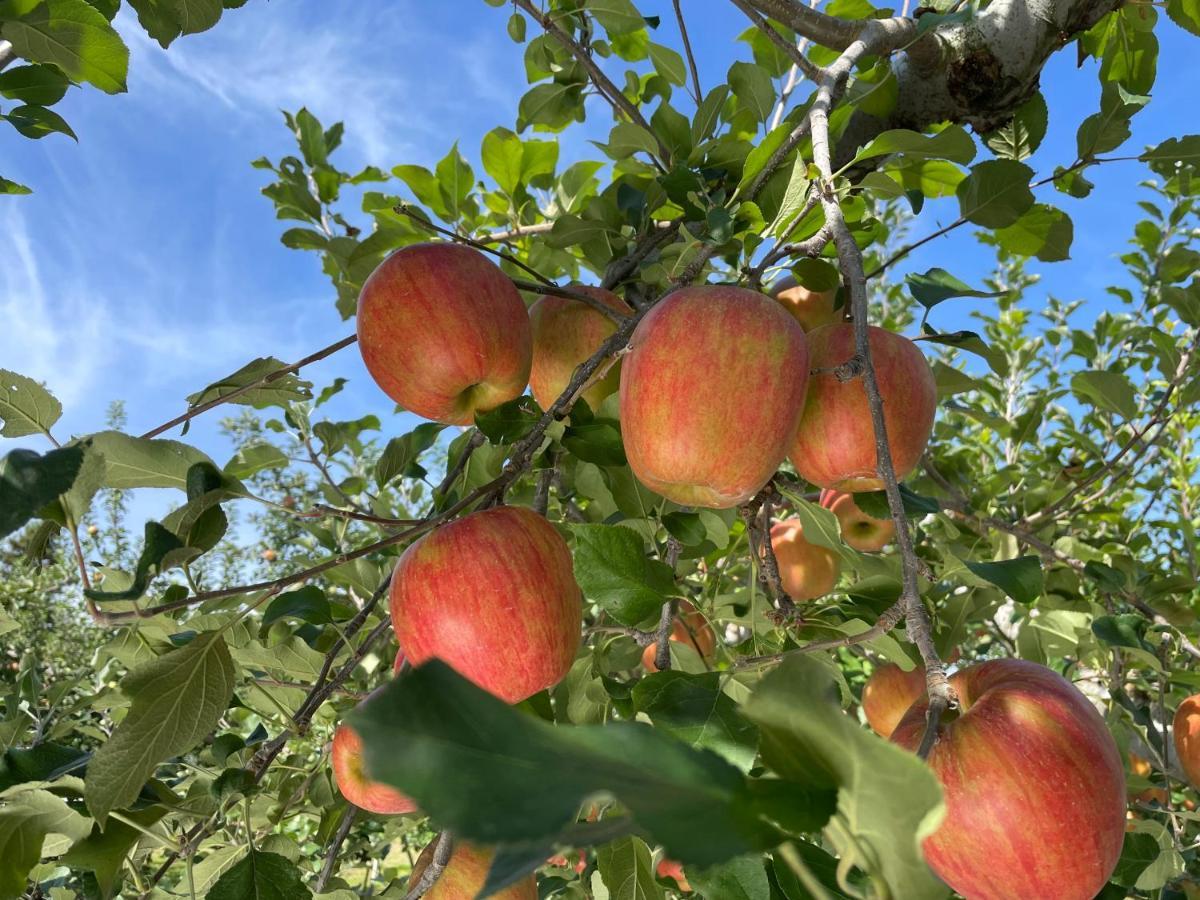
[412,838,536,899]
[357,242,532,425]
[529,285,632,412]
[620,285,810,508]
[891,659,1125,900]
[390,506,582,704]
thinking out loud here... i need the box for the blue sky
[2,0,1198,481]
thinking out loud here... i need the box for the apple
[770,275,840,332]
[861,663,926,738]
[332,719,417,816]
[789,324,936,491]
[769,519,839,601]
[529,286,633,412]
[390,506,582,704]
[1175,693,1200,787]
[413,839,536,900]
[642,599,717,672]
[656,858,691,892]
[357,242,532,425]
[620,285,810,508]
[820,489,895,551]
[891,659,1126,900]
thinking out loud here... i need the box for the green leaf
[61,803,168,897]
[0,368,62,437]
[89,431,226,491]
[956,159,1035,228]
[741,656,948,900]
[586,0,645,35]
[1140,134,1200,174]
[84,632,236,825]
[351,660,780,866]
[648,41,686,85]
[1167,0,1200,35]
[0,786,93,898]
[1097,7,1158,94]
[517,82,584,132]
[570,523,677,626]
[1077,82,1148,159]
[562,418,626,466]
[692,85,729,144]
[4,102,76,140]
[596,836,665,900]
[230,637,327,681]
[207,848,312,900]
[905,268,1006,309]
[915,328,1009,376]
[475,396,540,445]
[482,126,524,194]
[0,743,89,793]
[1110,832,1161,887]
[375,422,445,488]
[84,521,184,600]
[262,586,339,627]
[0,446,83,539]
[993,203,1073,262]
[435,142,474,221]
[849,125,976,167]
[689,855,769,900]
[1071,369,1139,419]
[1,0,129,93]
[632,671,759,772]
[963,556,1043,604]
[1092,614,1154,652]
[604,121,661,159]
[224,443,289,479]
[982,93,1047,161]
[185,356,312,411]
[0,174,32,194]
[0,63,69,104]
[728,61,775,125]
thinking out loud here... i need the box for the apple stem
[805,18,958,750]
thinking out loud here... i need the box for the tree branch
[743,0,866,50]
[732,0,824,83]
[0,40,14,72]
[672,0,703,104]
[315,806,359,892]
[405,832,454,900]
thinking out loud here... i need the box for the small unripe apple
[620,285,810,508]
[529,286,632,412]
[357,242,532,425]
[769,519,839,601]
[1174,693,1200,787]
[332,720,417,815]
[260,549,277,562]
[861,662,926,738]
[641,600,716,672]
[790,324,936,491]
[390,506,582,704]
[86,524,99,536]
[770,275,840,332]
[413,839,536,899]
[819,489,895,551]
[892,659,1125,900]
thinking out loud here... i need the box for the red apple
[620,285,810,508]
[820,489,895,551]
[770,275,840,332]
[789,324,936,491]
[413,839,536,899]
[529,286,633,412]
[1175,693,1200,787]
[332,720,417,815]
[891,659,1125,900]
[861,662,926,738]
[769,519,839,601]
[642,599,717,672]
[656,858,691,892]
[357,242,532,425]
[390,506,582,703]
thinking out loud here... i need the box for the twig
[140,335,357,439]
[315,806,359,892]
[735,600,906,666]
[653,598,680,671]
[672,0,703,104]
[512,0,669,160]
[404,832,454,900]
[732,0,824,83]
[480,221,555,243]
[533,464,555,517]
[509,278,630,322]
[436,431,485,499]
[602,222,681,290]
[299,504,423,527]
[305,433,366,513]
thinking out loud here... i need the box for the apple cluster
[332,242,1179,899]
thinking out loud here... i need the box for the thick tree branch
[404,832,454,900]
[743,0,866,50]
[732,0,824,84]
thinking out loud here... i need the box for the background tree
[2,0,1200,898]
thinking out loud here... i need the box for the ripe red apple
[789,324,936,491]
[656,858,691,892]
[769,519,839,601]
[357,242,532,425]
[529,286,633,412]
[861,662,926,738]
[642,599,717,672]
[413,839,536,899]
[390,506,582,704]
[891,659,1125,900]
[770,275,840,332]
[820,489,895,551]
[1175,693,1200,787]
[332,720,417,816]
[620,285,810,508]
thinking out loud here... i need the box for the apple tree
[3,0,1200,897]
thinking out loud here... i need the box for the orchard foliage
[3,0,1200,898]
